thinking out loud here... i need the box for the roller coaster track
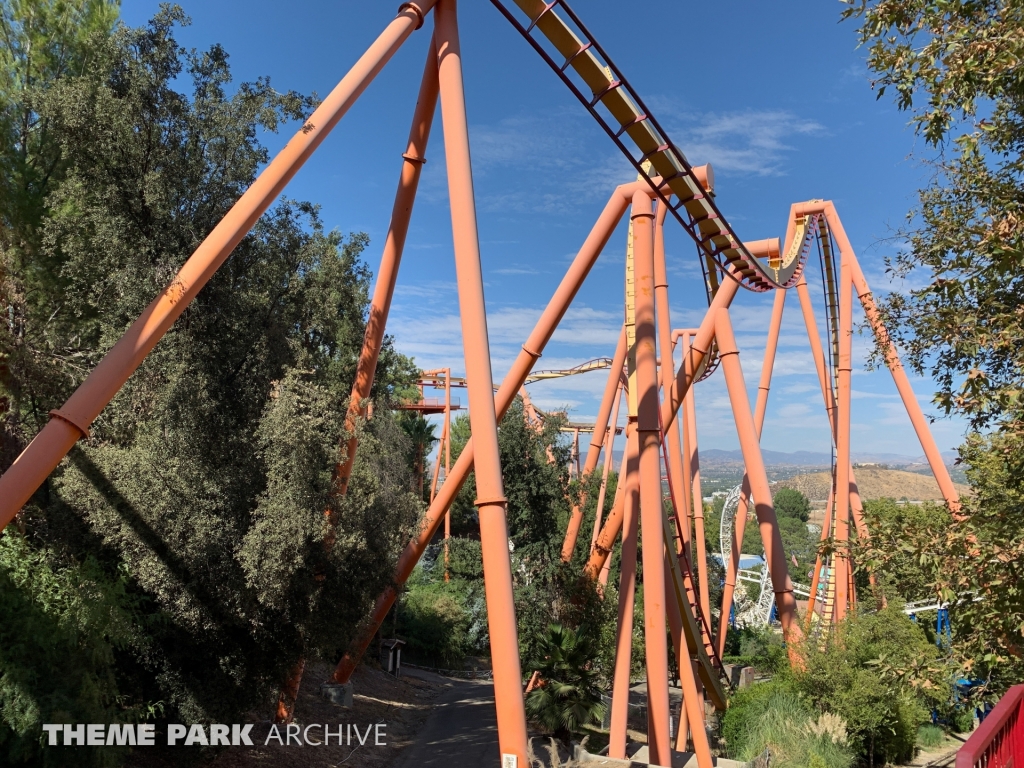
[491,0,823,299]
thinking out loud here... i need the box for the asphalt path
[391,669,501,768]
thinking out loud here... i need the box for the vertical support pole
[834,260,853,622]
[608,425,640,760]
[336,37,439,496]
[443,368,452,581]
[678,375,694,550]
[594,279,740,582]
[0,1,435,531]
[681,334,710,623]
[562,328,630,560]
[715,310,802,649]
[654,201,690,551]
[434,1,527,760]
[804,483,834,633]
[592,380,624,551]
[631,190,672,766]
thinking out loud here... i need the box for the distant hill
[700,448,958,467]
[777,466,969,502]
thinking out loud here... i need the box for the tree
[793,607,949,767]
[0,7,422,756]
[774,488,811,522]
[843,0,1024,690]
[398,412,438,499]
[525,623,607,746]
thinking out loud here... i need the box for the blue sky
[120,0,967,458]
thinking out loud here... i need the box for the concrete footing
[319,681,353,708]
[573,742,747,767]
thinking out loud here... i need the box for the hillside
[777,467,969,503]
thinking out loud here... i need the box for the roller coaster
[0,1,963,766]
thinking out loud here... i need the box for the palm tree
[400,414,438,499]
[525,623,607,746]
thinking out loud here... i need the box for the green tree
[525,623,607,746]
[0,7,422,757]
[793,606,949,767]
[843,0,1024,690]
[398,412,438,499]
[774,488,811,522]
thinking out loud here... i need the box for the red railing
[957,684,1024,768]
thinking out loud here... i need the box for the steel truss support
[333,178,654,682]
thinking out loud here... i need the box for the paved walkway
[391,669,500,768]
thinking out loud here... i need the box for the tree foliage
[793,607,950,767]
[524,623,607,746]
[844,0,1024,687]
[0,6,422,759]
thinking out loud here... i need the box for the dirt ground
[127,661,448,768]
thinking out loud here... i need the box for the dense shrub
[793,607,950,766]
[722,679,854,768]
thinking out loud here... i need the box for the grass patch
[917,723,944,749]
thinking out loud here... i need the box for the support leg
[608,425,640,760]
[562,328,629,560]
[591,379,624,551]
[332,168,645,686]
[715,288,785,657]
[335,36,439,497]
[631,190,672,766]
[834,260,853,622]
[715,310,802,650]
[435,2,526,758]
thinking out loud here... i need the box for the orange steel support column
[833,259,853,622]
[631,191,672,766]
[562,327,629,560]
[443,369,452,580]
[715,288,785,657]
[801,203,960,512]
[434,1,527,760]
[333,180,639,684]
[608,425,640,760]
[680,334,707,619]
[678,389,694,549]
[795,277,838,432]
[653,202,690,547]
[794,279,879,602]
[715,310,801,647]
[336,37,439,497]
[598,438,631,587]
[592,379,624,551]
[660,277,740,434]
[0,2,435,531]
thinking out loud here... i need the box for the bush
[793,607,949,766]
[722,680,854,768]
[0,534,143,767]
[525,624,606,745]
[723,625,788,675]
[396,570,487,667]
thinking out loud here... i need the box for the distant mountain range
[699,448,958,466]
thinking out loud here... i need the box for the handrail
[956,684,1024,768]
